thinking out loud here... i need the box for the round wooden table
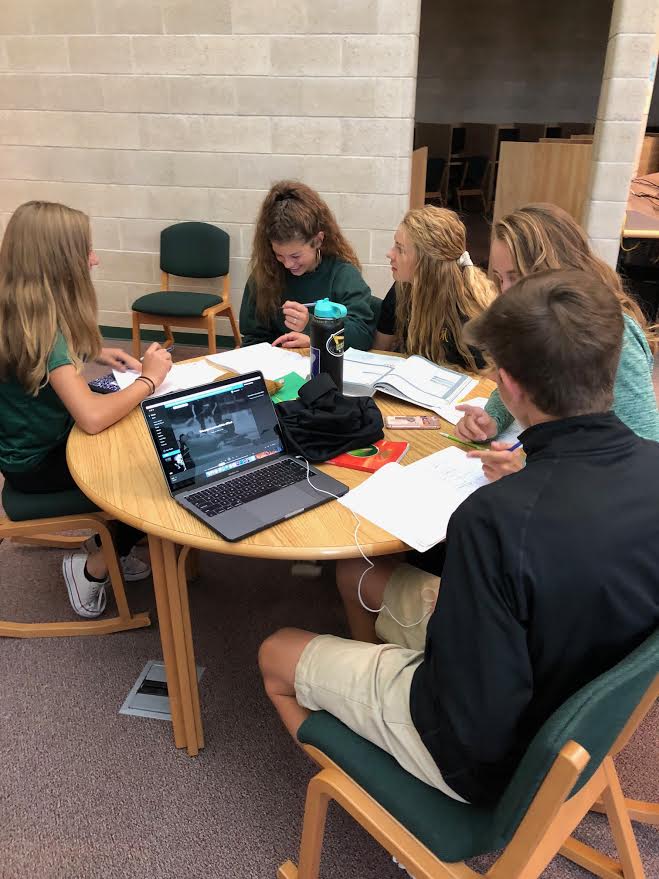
[67,359,494,754]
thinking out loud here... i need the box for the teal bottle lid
[313,298,347,319]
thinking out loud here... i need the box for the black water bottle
[309,298,347,392]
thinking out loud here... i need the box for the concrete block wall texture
[583,0,659,267]
[0,0,421,338]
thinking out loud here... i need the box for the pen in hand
[140,344,174,363]
[281,301,317,309]
[507,440,522,451]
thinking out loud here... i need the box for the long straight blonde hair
[493,203,657,345]
[395,206,495,371]
[0,201,102,395]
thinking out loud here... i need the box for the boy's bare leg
[336,556,401,643]
[259,627,317,741]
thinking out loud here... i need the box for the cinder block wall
[583,0,659,266]
[0,1,420,340]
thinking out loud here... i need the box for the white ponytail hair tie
[457,251,473,269]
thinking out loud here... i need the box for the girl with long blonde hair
[374,206,495,372]
[240,180,376,350]
[0,201,172,618]
[456,203,659,479]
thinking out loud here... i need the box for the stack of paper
[112,360,225,398]
[207,343,310,381]
[338,446,488,552]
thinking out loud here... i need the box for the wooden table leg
[178,547,204,750]
[162,539,200,756]
[148,535,187,750]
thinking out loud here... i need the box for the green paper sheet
[271,372,307,403]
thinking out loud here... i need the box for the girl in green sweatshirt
[239,180,376,351]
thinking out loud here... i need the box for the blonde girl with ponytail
[374,206,495,372]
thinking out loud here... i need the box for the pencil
[140,344,174,362]
[439,431,483,451]
[281,301,317,309]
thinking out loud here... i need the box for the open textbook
[338,446,488,552]
[344,349,477,424]
[112,360,225,398]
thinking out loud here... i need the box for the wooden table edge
[64,457,408,560]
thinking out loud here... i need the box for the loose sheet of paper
[338,446,488,552]
[112,360,225,398]
[207,343,310,380]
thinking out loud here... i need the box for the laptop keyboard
[186,458,310,517]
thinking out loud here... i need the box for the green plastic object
[313,298,347,319]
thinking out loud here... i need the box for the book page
[343,348,401,388]
[374,356,476,420]
[112,360,225,398]
[339,446,488,552]
[207,343,310,380]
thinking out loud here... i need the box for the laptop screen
[143,372,284,492]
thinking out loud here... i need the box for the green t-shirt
[0,333,74,473]
[239,255,376,351]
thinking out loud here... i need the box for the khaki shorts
[295,563,466,801]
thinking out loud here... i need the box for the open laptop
[141,370,349,541]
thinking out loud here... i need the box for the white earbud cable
[297,456,431,629]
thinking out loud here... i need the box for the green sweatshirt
[239,256,376,351]
[485,314,659,442]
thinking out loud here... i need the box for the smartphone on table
[385,415,441,430]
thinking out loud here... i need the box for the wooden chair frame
[279,675,657,879]
[131,271,241,359]
[0,511,151,638]
[456,159,491,213]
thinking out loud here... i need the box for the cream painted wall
[0,0,421,338]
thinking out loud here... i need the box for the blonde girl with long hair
[239,180,376,350]
[374,206,495,372]
[0,201,172,618]
[456,203,659,479]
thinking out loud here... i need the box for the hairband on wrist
[135,375,155,396]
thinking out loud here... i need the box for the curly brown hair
[249,181,361,322]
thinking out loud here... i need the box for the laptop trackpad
[214,507,264,542]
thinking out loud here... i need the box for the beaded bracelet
[135,375,155,396]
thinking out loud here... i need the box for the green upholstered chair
[131,221,240,358]
[0,482,150,638]
[279,629,658,879]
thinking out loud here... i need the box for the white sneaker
[392,856,415,878]
[120,551,151,582]
[62,552,108,618]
